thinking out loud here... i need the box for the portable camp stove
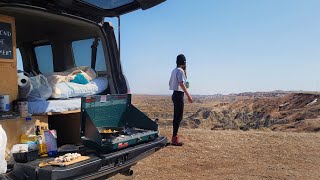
[80,94,159,152]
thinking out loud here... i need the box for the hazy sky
[112,0,320,95]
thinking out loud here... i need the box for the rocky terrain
[132,92,320,132]
[109,92,320,180]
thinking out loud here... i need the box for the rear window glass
[72,38,107,72]
[34,45,54,74]
[82,0,134,9]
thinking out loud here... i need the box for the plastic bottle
[36,126,47,156]
[21,116,38,150]
[0,125,7,174]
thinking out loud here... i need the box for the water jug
[21,116,38,150]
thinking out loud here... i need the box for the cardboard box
[0,15,18,105]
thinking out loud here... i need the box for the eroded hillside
[132,93,320,132]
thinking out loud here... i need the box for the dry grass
[110,127,320,180]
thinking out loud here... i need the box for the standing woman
[169,54,193,146]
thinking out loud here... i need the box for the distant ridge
[134,90,320,97]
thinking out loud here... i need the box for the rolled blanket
[46,66,97,86]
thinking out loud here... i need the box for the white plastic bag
[27,74,52,101]
[0,125,7,174]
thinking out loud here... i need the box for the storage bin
[13,150,38,163]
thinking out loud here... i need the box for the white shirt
[169,67,186,92]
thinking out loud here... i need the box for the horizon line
[131,90,320,96]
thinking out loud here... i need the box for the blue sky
[111,0,320,95]
[16,0,320,95]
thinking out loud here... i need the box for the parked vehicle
[0,0,167,179]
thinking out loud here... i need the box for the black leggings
[172,91,184,137]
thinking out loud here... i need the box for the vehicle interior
[2,6,118,108]
[0,5,121,145]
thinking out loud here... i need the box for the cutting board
[39,156,90,167]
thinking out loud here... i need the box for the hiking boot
[171,136,184,146]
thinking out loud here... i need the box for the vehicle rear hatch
[1,0,165,21]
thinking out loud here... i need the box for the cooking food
[54,153,81,163]
[102,129,118,133]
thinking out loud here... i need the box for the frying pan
[97,127,123,139]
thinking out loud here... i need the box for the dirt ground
[110,127,320,180]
